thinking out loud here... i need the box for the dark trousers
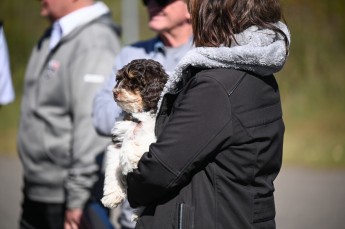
[20,196,115,229]
[20,196,65,229]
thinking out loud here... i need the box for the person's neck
[51,1,94,22]
[159,24,192,48]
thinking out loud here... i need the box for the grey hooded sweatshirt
[17,10,120,209]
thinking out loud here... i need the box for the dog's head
[113,59,168,113]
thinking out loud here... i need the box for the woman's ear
[185,5,191,23]
[186,12,191,24]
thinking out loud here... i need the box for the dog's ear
[141,69,168,112]
[141,60,168,112]
[115,68,125,88]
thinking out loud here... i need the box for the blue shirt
[92,36,193,135]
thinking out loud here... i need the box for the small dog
[101,59,168,217]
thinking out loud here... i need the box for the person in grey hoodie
[17,0,121,228]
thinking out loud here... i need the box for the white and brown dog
[101,59,168,217]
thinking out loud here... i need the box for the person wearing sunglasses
[92,1,193,229]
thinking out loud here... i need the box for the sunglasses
[142,0,172,7]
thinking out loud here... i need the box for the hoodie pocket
[43,124,72,167]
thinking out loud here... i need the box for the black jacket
[127,67,284,229]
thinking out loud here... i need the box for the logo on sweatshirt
[48,60,60,72]
[45,60,61,79]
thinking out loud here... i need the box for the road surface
[1,155,344,229]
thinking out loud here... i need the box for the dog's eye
[115,79,123,88]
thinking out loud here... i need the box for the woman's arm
[127,73,233,207]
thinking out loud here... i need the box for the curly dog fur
[113,58,168,113]
[101,59,168,219]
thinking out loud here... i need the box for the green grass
[280,77,345,168]
[1,0,345,168]
[271,0,345,168]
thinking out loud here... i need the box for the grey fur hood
[158,21,290,110]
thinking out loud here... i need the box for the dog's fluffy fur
[101,59,168,218]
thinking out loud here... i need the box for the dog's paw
[103,145,127,209]
[131,207,145,221]
[131,214,139,222]
[101,192,126,209]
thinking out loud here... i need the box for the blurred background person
[0,21,15,106]
[17,0,121,228]
[92,0,193,228]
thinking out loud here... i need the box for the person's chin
[40,9,48,17]
[40,9,54,22]
[148,22,167,32]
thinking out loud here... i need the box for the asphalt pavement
[1,155,344,229]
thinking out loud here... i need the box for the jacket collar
[157,21,290,111]
[57,2,110,38]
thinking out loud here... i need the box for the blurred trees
[0,0,344,167]
[277,0,345,167]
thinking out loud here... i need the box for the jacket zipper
[178,203,184,229]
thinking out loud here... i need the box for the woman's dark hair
[187,0,288,48]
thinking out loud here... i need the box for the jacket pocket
[43,125,72,167]
[173,203,195,229]
[252,195,275,223]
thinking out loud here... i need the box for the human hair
[187,0,288,48]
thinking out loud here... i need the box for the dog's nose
[112,89,119,100]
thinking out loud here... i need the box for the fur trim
[157,21,290,111]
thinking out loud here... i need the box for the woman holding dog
[127,0,290,228]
